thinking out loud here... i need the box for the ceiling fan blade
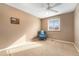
[46,3,62,9]
[47,3,51,9]
[49,9,58,12]
[46,3,60,13]
[50,3,62,8]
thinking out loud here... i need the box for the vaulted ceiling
[6,3,77,18]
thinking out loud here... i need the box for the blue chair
[38,30,47,40]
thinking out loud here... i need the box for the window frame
[48,17,60,31]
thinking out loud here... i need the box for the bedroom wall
[41,12,74,42]
[0,4,41,49]
[74,4,79,51]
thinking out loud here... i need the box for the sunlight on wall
[0,35,26,52]
[7,34,27,49]
[0,34,43,54]
[7,42,42,54]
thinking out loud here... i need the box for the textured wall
[41,12,74,42]
[0,4,41,49]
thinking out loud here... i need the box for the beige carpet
[8,38,79,56]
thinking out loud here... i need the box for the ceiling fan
[45,3,62,12]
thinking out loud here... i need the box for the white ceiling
[6,3,77,18]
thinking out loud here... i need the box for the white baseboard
[48,38,74,45]
[49,38,79,52]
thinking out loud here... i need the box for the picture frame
[10,17,20,24]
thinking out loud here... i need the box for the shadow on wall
[0,4,40,49]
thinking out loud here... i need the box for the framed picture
[10,17,20,24]
[48,17,60,31]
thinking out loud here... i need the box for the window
[48,17,60,31]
